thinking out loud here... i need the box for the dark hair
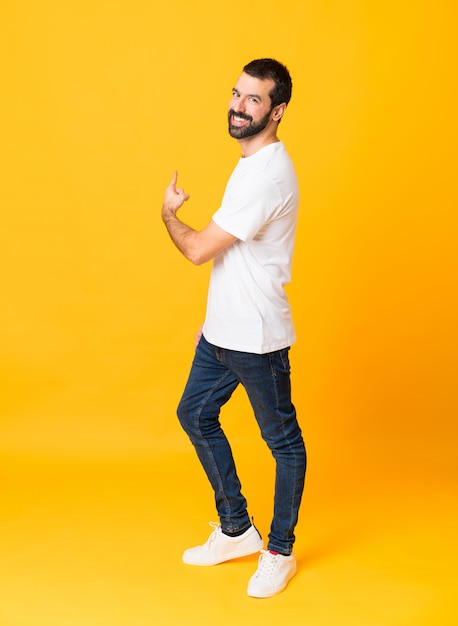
[243,58,292,107]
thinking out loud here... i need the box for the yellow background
[1,1,457,624]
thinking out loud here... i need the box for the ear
[272,103,286,122]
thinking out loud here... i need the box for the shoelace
[206,522,221,545]
[254,549,279,579]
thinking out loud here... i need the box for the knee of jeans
[176,401,196,436]
[268,435,306,461]
[176,402,187,428]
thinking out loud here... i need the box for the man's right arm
[162,172,237,265]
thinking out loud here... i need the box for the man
[161,58,306,598]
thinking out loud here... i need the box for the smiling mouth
[229,111,252,126]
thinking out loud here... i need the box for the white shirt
[202,141,299,354]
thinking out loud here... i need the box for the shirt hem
[202,332,296,355]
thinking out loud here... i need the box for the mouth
[229,110,252,127]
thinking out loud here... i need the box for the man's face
[228,72,276,140]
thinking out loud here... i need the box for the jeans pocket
[279,347,291,373]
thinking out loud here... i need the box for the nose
[230,96,246,113]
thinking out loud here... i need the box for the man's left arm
[161,171,237,266]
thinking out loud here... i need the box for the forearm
[162,206,202,265]
[161,171,237,264]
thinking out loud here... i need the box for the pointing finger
[169,170,178,188]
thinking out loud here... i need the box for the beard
[228,108,273,139]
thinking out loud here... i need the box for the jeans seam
[268,349,302,550]
[192,368,236,522]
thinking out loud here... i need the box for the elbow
[188,250,208,266]
[185,233,215,265]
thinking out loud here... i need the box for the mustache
[228,109,253,123]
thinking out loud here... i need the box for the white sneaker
[247,550,297,598]
[182,522,263,566]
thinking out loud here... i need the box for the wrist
[162,204,175,222]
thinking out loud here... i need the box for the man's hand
[161,170,237,265]
[194,324,203,349]
[163,171,190,216]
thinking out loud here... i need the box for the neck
[238,129,280,158]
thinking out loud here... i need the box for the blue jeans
[177,335,306,556]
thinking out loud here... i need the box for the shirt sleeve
[212,168,281,242]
